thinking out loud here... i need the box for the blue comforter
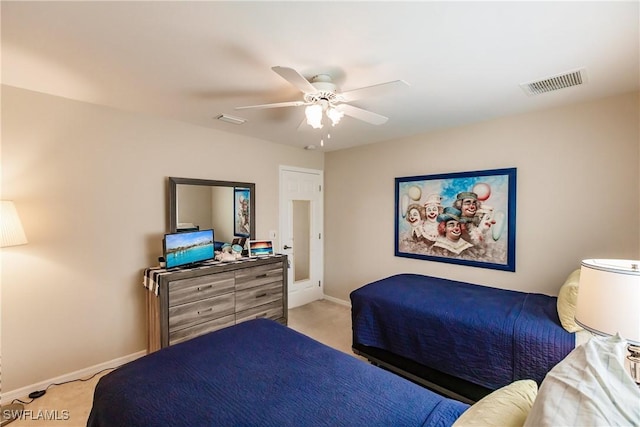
[88,318,468,427]
[351,274,575,390]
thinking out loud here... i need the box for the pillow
[524,334,640,427]
[556,268,583,332]
[452,380,537,427]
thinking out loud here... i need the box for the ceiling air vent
[520,68,587,96]
[216,114,247,125]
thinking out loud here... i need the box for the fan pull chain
[320,129,332,147]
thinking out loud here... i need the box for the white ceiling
[2,1,638,152]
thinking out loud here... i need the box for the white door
[279,166,323,308]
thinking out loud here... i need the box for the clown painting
[395,168,516,271]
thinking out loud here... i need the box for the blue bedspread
[351,274,575,390]
[88,318,468,427]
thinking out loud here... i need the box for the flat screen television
[164,229,215,269]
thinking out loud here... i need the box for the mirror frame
[168,177,256,238]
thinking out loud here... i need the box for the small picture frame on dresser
[248,240,274,257]
[232,237,247,248]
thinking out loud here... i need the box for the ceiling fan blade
[272,66,317,94]
[340,80,409,102]
[235,101,307,110]
[335,104,389,125]
[296,116,309,131]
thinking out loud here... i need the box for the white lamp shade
[305,104,323,129]
[0,201,28,247]
[326,107,344,126]
[575,259,640,345]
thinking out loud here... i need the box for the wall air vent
[520,68,587,96]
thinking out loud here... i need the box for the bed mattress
[351,273,575,390]
[88,318,468,427]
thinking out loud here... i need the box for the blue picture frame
[234,187,251,237]
[395,167,517,271]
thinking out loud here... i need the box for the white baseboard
[322,294,351,307]
[1,350,146,404]
[288,286,324,308]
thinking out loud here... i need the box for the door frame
[279,165,324,308]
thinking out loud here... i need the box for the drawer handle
[197,285,213,292]
[255,292,268,298]
[197,307,213,315]
[256,274,268,278]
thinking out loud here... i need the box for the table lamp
[1,201,28,426]
[575,259,640,386]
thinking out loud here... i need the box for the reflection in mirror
[168,177,255,243]
[292,200,310,282]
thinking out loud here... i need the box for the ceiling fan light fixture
[305,104,323,129]
[326,107,344,126]
[236,66,406,142]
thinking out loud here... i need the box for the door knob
[283,245,292,250]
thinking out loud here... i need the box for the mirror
[168,177,255,243]
[292,200,311,282]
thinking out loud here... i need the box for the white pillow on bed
[523,334,640,427]
[556,268,583,333]
[452,380,537,427]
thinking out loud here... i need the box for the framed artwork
[234,187,251,237]
[395,167,517,271]
[232,237,247,248]
[248,240,274,257]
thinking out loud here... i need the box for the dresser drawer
[235,300,284,324]
[169,272,235,307]
[235,282,282,312]
[169,293,235,331]
[235,263,283,291]
[169,314,235,346]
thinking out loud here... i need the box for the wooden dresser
[145,255,287,352]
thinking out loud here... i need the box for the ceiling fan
[236,66,409,131]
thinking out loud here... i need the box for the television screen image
[164,229,215,269]
[248,240,274,257]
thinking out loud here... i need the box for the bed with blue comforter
[351,274,575,401]
[88,318,468,427]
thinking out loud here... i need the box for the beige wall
[0,85,323,391]
[324,92,640,301]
